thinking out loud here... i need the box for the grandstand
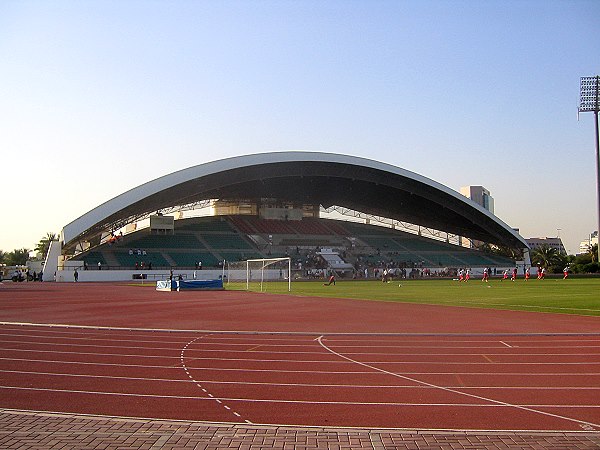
[53,152,528,281]
[71,215,515,276]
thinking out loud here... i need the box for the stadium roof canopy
[61,152,527,253]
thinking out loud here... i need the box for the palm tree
[531,244,561,269]
[6,248,30,266]
[34,232,57,261]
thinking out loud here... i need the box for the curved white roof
[61,151,527,251]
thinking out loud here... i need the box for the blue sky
[1,0,599,254]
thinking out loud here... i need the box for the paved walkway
[1,409,599,449]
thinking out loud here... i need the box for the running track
[0,282,599,433]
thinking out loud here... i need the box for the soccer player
[563,266,569,279]
[324,274,336,286]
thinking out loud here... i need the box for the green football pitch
[227,277,600,317]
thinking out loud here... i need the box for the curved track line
[317,335,600,431]
[180,336,250,424]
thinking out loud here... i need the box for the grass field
[226,277,600,317]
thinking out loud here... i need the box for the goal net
[227,257,291,292]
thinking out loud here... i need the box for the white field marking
[0,329,321,345]
[4,345,600,360]
[0,331,200,345]
[4,357,600,376]
[140,356,600,365]
[423,300,600,313]
[3,369,600,390]
[317,336,600,430]
[319,345,600,350]
[0,338,352,353]
[180,336,249,424]
[2,385,600,409]
[2,351,599,367]
[4,322,599,339]
[9,336,600,352]
[0,347,182,359]
[317,336,600,343]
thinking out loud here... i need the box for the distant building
[578,231,599,255]
[526,237,566,255]
[460,186,495,249]
[460,186,494,214]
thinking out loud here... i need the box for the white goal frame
[246,257,291,292]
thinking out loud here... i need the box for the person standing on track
[74,269,79,282]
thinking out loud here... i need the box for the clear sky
[1,0,599,255]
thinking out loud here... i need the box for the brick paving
[1,409,599,449]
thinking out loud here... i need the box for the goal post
[225,257,291,292]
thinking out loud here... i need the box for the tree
[530,244,564,272]
[5,248,31,266]
[589,243,599,263]
[34,232,57,261]
[0,250,5,264]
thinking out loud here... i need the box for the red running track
[0,282,599,431]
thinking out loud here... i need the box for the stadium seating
[202,234,253,250]
[126,234,203,249]
[167,252,220,267]
[114,251,170,268]
[69,215,516,272]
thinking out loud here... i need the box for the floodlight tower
[579,76,600,262]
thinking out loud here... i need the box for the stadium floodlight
[579,76,600,262]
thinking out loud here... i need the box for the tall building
[460,186,494,214]
[579,231,599,255]
[459,186,494,249]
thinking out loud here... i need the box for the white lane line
[317,336,600,430]
[180,336,250,424]
[0,330,328,345]
[4,346,600,360]
[500,341,512,348]
[2,353,599,367]
[1,385,599,408]
[2,369,599,390]
[0,339,354,352]
[5,359,600,378]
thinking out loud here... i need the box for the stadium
[3,152,600,447]
[48,152,529,282]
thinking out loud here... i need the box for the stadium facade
[45,152,529,281]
